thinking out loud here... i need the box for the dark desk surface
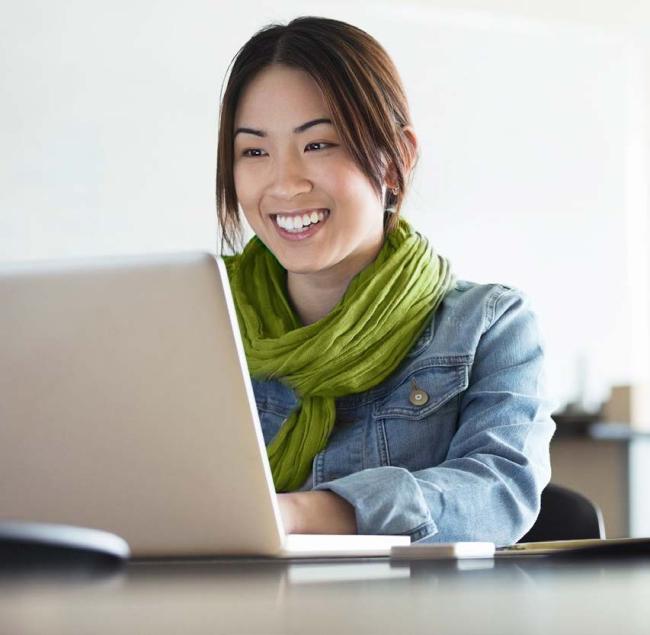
[2,555,650,634]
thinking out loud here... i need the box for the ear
[383,125,419,190]
[401,125,419,175]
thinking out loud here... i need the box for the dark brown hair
[216,16,418,254]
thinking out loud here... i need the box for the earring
[385,185,399,214]
[384,185,399,214]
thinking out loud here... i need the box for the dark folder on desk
[497,537,650,557]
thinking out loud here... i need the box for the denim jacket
[250,280,556,547]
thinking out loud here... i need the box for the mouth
[270,209,330,241]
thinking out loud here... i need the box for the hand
[277,490,358,535]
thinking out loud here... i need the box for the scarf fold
[224,216,454,492]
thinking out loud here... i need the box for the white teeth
[275,210,329,233]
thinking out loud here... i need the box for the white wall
[1,0,649,415]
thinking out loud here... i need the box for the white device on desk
[0,252,409,559]
[391,542,495,560]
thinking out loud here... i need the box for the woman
[216,16,555,546]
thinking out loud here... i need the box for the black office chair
[519,483,606,543]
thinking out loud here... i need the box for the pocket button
[409,379,429,407]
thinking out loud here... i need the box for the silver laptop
[0,252,409,558]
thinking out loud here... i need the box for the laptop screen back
[0,252,284,557]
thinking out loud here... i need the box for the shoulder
[415,279,541,364]
[441,279,534,334]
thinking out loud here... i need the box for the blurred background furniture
[550,422,650,538]
[520,483,605,543]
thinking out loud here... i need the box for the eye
[305,142,334,152]
[241,148,267,158]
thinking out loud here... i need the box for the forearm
[312,453,552,546]
[278,490,357,534]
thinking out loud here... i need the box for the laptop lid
[0,252,286,557]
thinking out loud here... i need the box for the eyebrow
[234,118,333,139]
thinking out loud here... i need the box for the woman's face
[233,64,387,278]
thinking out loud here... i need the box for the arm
[309,287,556,546]
[277,491,357,534]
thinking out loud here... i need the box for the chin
[273,251,325,274]
[282,261,325,276]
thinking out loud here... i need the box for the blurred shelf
[552,415,650,440]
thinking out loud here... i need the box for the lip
[271,209,330,241]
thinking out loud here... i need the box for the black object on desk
[0,520,129,571]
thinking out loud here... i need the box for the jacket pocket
[373,362,469,471]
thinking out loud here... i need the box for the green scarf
[224,216,454,492]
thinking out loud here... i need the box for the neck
[287,269,354,326]
[287,241,384,326]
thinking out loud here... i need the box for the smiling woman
[215,16,555,545]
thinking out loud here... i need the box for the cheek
[326,161,379,206]
[233,165,259,205]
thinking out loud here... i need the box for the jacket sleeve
[312,287,556,546]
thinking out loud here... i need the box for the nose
[266,151,312,199]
